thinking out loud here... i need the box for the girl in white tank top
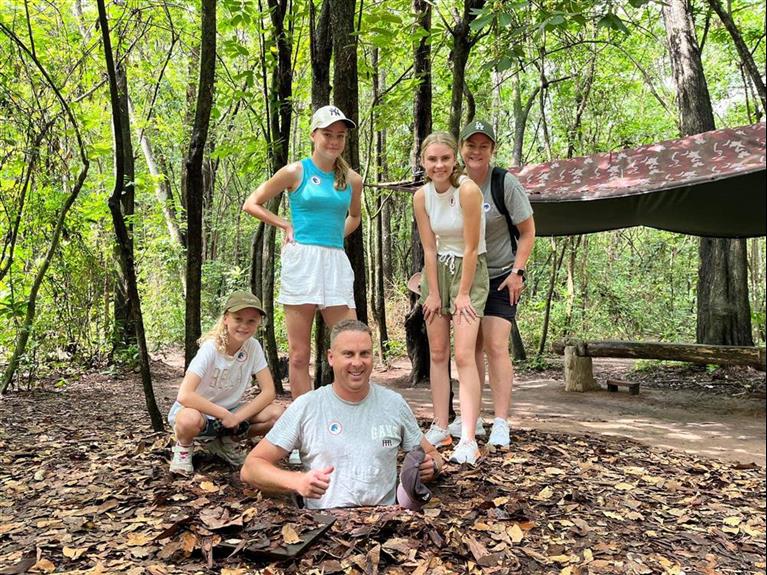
[412,132,489,466]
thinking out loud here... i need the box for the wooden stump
[564,346,600,392]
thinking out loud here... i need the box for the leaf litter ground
[0,360,765,574]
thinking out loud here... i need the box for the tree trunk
[371,48,389,360]
[95,0,163,430]
[406,0,432,385]
[447,0,486,139]
[130,98,186,250]
[537,238,567,357]
[706,0,766,113]
[250,222,264,298]
[183,0,216,368]
[331,0,367,325]
[310,0,334,387]
[381,193,393,285]
[661,0,753,346]
[259,0,294,394]
[111,62,137,355]
[697,238,754,345]
[0,122,51,283]
[310,0,332,107]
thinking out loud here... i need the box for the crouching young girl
[169,291,284,474]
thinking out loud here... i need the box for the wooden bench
[553,340,767,393]
[606,379,640,395]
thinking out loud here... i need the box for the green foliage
[0,0,764,384]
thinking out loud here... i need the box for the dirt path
[375,358,766,467]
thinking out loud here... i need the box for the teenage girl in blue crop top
[243,106,363,403]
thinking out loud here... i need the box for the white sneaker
[424,423,453,447]
[170,443,194,474]
[488,418,510,447]
[205,436,245,466]
[447,416,486,439]
[288,449,302,466]
[449,440,481,465]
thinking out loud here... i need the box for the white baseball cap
[310,105,356,131]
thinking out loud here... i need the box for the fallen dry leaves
[0,364,764,574]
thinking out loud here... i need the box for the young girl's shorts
[419,253,489,317]
[167,401,242,437]
[278,242,356,309]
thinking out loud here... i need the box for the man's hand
[296,466,334,499]
[419,453,442,483]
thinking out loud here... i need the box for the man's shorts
[483,271,521,323]
[419,253,489,317]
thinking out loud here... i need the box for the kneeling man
[241,319,442,509]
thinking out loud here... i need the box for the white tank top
[423,176,487,258]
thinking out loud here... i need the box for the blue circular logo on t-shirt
[236,350,248,362]
[311,175,321,185]
[328,421,343,435]
[483,202,491,212]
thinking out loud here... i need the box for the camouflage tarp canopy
[511,123,766,238]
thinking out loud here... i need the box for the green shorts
[419,254,489,317]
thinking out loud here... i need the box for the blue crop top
[289,158,352,249]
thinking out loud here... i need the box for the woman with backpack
[452,120,536,447]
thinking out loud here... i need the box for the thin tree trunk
[95,0,163,430]
[707,0,766,113]
[111,62,137,354]
[406,0,432,385]
[250,222,264,298]
[447,0,486,138]
[130,98,185,249]
[183,0,216,368]
[381,193,393,285]
[566,53,595,159]
[310,0,332,107]
[259,0,294,394]
[372,48,389,360]
[0,123,51,283]
[537,238,567,357]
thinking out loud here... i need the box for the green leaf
[541,14,566,32]
[597,13,629,34]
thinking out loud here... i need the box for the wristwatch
[511,268,525,277]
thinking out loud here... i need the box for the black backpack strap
[490,167,519,254]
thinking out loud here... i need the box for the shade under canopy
[510,123,766,238]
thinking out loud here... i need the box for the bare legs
[284,303,356,399]
[173,408,207,445]
[426,315,451,428]
[454,318,482,442]
[426,314,482,441]
[173,403,285,444]
[480,317,513,420]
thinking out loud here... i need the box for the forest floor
[0,354,765,574]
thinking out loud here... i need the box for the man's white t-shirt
[266,384,423,509]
